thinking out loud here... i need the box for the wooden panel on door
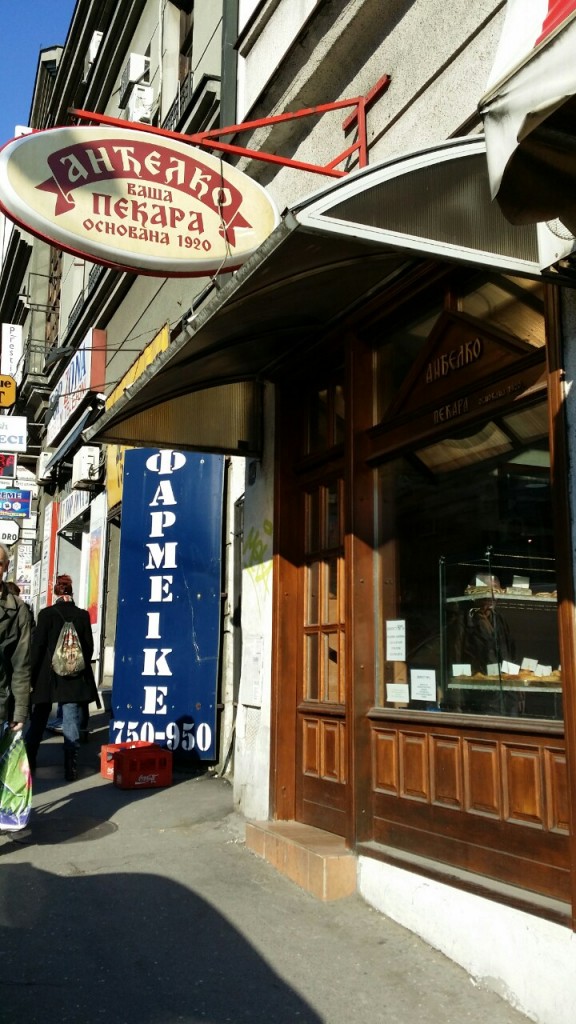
[502,744,544,827]
[464,739,501,817]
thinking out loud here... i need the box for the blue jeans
[26,701,83,769]
[61,702,82,752]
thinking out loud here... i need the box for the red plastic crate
[113,743,173,789]
[100,741,139,780]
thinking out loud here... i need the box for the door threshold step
[245,820,357,900]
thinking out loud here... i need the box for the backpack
[51,610,86,677]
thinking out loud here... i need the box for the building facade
[2,3,576,1022]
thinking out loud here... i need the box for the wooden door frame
[270,382,301,821]
[546,283,576,929]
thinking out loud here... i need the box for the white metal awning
[85,137,541,457]
[479,0,576,226]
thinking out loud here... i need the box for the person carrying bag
[25,575,100,782]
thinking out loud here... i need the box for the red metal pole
[357,98,368,168]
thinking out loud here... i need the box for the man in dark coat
[25,574,99,781]
[0,545,31,732]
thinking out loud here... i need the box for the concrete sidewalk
[0,711,530,1024]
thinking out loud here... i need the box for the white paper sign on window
[410,668,437,703]
[386,620,406,661]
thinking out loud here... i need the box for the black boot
[64,749,78,782]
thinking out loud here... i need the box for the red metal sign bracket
[70,74,390,179]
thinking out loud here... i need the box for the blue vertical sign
[111,449,224,760]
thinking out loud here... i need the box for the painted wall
[237,0,323,119]
[233,384,275,819]
[192,1,223,87]
[234,0,505,208]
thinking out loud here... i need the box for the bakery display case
[440,549,561,718]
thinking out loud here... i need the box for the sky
[0,0,77,146]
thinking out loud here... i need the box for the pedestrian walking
[25,575,99,781]
[0,546,32,733]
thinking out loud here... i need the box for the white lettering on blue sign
[113,447,216,755]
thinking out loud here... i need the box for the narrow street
[1,714,530,1024]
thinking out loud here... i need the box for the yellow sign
[106,324,170,510]
[106,324,169,411]
[0,375,17,408]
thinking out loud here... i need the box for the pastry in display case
[440,551,562,718]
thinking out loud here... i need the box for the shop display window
[374,400,561,720]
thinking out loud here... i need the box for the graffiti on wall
[243,519,273,594]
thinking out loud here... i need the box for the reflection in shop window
[306,382,346,454]
[324,633,340,702]
[306,633,319,700]
[375,401,562,721]
[306,561,320,625]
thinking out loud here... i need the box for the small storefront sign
[0,453,16,479]
[39,501,58,609]
[0,415,26,453]
[59,488,90,530]
[0,324,23,385]
[46,328,106,445]
[0,375,16,408]
[112,449,224,760]
[0,487,32,518]
[0,519,20,545]
[0,126,279,277]
[15,540,32,597]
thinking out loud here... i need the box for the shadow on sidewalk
[0,860,323,1023]
[1,713,321,1021]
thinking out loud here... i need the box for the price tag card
[512,575,531,589]
[535,664,553,677]
[501,660,520,675]
[386,620,406,662]
[452,663,472,676]
[487,663,500,676]
[521,657,539,672]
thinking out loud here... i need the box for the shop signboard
[105,323,169,510]
[0,487,32,518]
[59,488,90,530]
[0,518,20,545]
[46,328,106,445]
[0,453,16,479]
[0,126,280,277]
[15,540,32,598]
[87,492,107,661]
[0,414,26,453]
[112,449,224,760]
[39,500,58,609]
[0,375,16,408]
[1,324,23,385]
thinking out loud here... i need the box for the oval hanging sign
[0,126,280,277]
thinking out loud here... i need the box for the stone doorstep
[245,820,357,901]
